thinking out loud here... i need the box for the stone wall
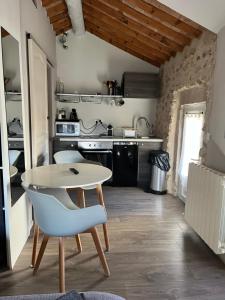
[155,31,217,194]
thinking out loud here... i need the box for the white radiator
[185,163,225,254]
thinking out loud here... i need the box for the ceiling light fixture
[58,32,69,49]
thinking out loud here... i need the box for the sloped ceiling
[82,0,208,67]
[42,0,212,67]
[158,0,225,33]
[41,0,72,35]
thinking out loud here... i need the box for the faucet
[135,116,153,137]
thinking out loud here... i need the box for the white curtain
[177,112,204,201]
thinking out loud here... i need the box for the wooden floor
[1,187,225,299]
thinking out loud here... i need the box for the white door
[28,39,49,167]
[177,104,205,201]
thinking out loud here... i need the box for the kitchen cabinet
[122,72,160,98]
[53,139,78,153]
[113,143,138,187]
[53,138,163,189]
[138,142,162,191]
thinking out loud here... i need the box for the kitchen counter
[55,136,163,143]
[53,136,163,190]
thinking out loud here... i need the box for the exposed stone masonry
[155,31,217,194]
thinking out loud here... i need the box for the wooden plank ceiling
[42,0,208,67]
[41,0,72,35]
[82,0,207,67]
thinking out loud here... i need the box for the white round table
[21,163,112,188]
[23,163,112,262]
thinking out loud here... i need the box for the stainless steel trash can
[149,150,170,194]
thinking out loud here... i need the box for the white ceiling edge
[158,0,225,33]
[65,0,85,36]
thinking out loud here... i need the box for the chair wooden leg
[33,235,49,275]
[30,223,40,268]
[76,188,86,208]
[96,185,110,251]
[102,224,110,252]
[75,234,82,253]
[59,237,65,293]
[90,227,110,277]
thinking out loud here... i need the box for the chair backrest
[25,187,107,236]
[54,150,85,164]
[26,188,74,236]
[9,150,21,165]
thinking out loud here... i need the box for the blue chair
[25,187,110,293]
[30,188,83,268]
[53,150,110,251]
[9,149,21,165]
[53,150,87,164]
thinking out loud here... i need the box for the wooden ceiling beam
[42,0,55,6]
[53,18,72,32]
[123,0,202,38]
[85,21,164,64]
[87,27,162,67]
[84,12,173,58]
[41,0,72,34]
[85,19,169,61]
[46,1,68,18]
[86,24,161,67]
[83,1,183,52]
[50,11,69,24]
[42,0,63,9]
[86,0,191,46]
[144,0,206,32]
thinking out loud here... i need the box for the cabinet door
[113,145,138,186]
[138,142,161,190]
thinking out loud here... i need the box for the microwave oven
[55,121,80,136]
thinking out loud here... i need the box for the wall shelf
[56,93,123,104]
[5,92,22,102]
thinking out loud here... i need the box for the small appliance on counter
[55,121,80,136]
[70,108,79,121]
[107,124,113,136]
[57,108,66,120]
[123,127,136,138]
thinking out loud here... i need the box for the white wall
[57,98,157,137]
[0,0,56,268]
[56,31,158,94]
[56,31,159,132]
[206,25,225,172]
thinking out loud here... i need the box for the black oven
[78,141,113,184]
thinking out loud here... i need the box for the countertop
[8,134,24,142]
[55,136,163,143]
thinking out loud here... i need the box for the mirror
[1,27,25,206]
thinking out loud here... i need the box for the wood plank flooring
[1,187,225,299]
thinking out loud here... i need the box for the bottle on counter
[107,124,113,136]
[70,109,79,122]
